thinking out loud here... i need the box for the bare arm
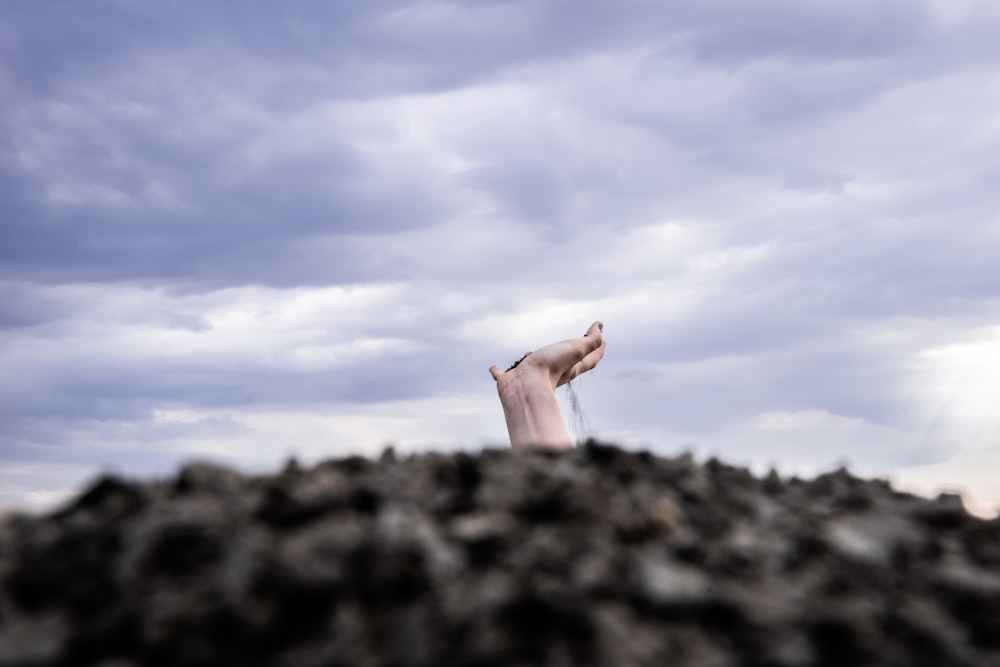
[489,321,606,449]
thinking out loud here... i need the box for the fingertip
[489,365,502,381]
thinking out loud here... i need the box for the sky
[2,0,999,516]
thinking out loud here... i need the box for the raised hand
[489,322,606,449]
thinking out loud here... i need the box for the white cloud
[0,462,99,515]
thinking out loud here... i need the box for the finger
[581,321,604,353]
[577,339,607,374]
[557,339,606,387]
[546,322,605,385]
[489,364,503,381]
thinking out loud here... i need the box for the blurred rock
[1,443,998,666]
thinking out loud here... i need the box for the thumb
[489,364,503,381]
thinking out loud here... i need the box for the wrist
[496,370,572,450]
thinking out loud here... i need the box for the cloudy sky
[2,0,999,516]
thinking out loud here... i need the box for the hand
[489,321,606,449]
[489,321,606,389]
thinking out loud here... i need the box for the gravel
[1,442,999,667]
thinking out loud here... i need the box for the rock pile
[1,443,999,666]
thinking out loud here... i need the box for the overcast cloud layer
[2,0,999,515]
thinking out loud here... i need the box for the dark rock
[1,444,999,667]
[174,462,245,498]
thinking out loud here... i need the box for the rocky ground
[1,442,999,667]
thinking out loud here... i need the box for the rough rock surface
[1,443,999,667]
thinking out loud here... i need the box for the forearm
[497,375,573,450]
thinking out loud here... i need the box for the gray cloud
[783,168,851,194]
[683,0,933,64]
[3,0,1000,513]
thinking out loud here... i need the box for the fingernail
[599,322,604,332]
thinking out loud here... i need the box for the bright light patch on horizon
[909,326,1000,449]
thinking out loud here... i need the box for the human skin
[489,321,607,449]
